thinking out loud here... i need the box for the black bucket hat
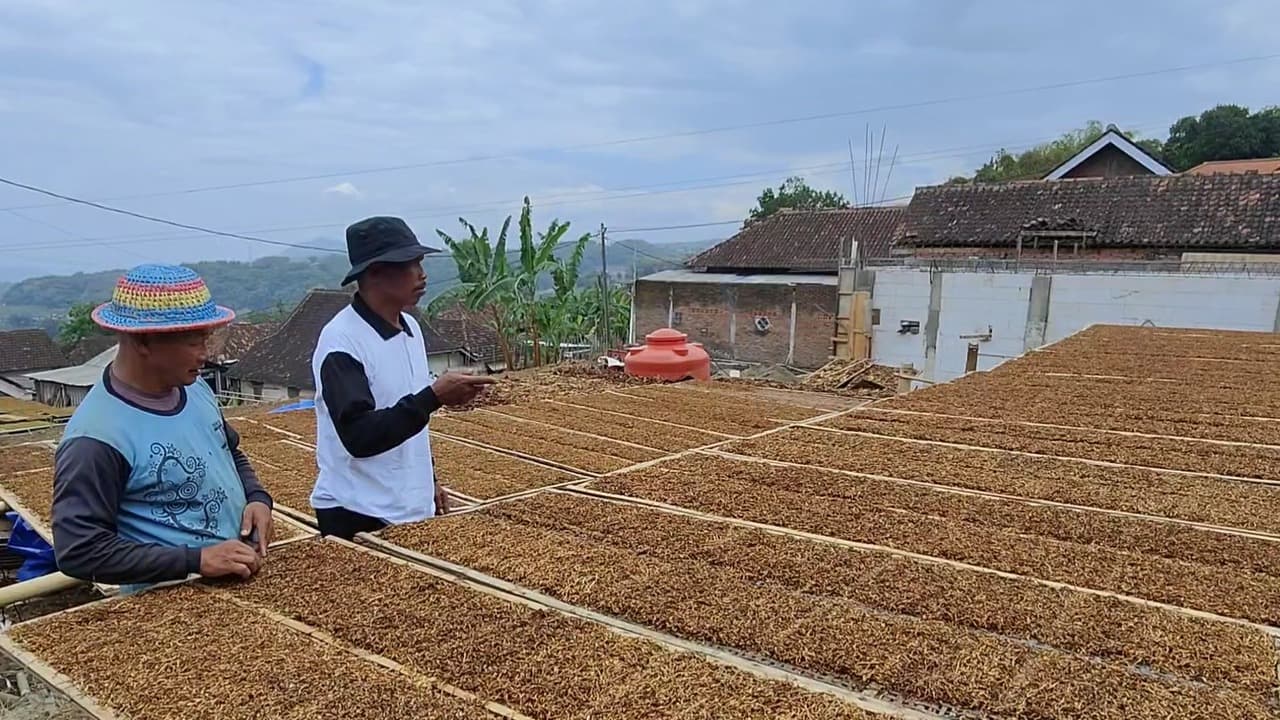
[342,216,440,286]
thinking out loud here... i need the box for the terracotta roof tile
[687,207,905,272]
[0,329,69,374]
[901,173,1280,249]
[1183,158,1280,176]
[207,322,278,363]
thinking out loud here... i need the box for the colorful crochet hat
[93,264,235,333]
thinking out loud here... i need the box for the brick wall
[633,278,837,368]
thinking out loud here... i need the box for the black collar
[352,292,414,340]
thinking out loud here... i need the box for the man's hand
[240,501,273,557]
[199,539,262,579]
[434,482,451,516]
[431,372,497,406]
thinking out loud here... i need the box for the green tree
[746,176,848,225]
[434,197,613,369]
[1162,104,1280,171]
[432,217,519,369]
[970,121,1164,182]
[511,197,593,367]
[58,302,104,345]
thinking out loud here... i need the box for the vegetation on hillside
[2,232,711,335]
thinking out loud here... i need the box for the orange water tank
[624,328,711,382]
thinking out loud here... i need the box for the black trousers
[315,506,388,540]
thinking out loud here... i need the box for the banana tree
[512,197,592,367]
[431,217,519,369]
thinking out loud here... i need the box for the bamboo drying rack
[354,532,942,720]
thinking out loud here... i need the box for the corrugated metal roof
[28,345,117,387]
[639,269,837,286]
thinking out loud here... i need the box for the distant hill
[0,237,716,332]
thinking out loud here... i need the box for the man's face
[139,330,211,387]
[369,258,427,309]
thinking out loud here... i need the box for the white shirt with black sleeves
[311,293,439,523]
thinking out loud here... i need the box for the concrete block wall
[870,268,1280,382]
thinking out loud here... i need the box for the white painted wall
[869,270,932,374]
[1044,274,1280,341]
[935,272,1035,378]
[870,268,1280,382]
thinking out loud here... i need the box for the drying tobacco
[9,586,493,719]
[384,494,1275,720]
[227,539,882,720]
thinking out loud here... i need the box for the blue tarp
[5,512,56,581]
[269,400,315,414]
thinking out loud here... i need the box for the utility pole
[599,224,611,352]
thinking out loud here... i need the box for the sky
[1,0,1278,280]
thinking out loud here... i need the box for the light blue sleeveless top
[61,375,246,593]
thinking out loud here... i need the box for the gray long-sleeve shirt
[51,371,271,585]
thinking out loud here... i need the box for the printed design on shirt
[213,419,228,450]
[143,442,227,535]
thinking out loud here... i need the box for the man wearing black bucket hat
[310,216,495,539]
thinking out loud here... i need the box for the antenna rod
[872,122,887,203]
[848,138,860,206]
[880,144,900,204]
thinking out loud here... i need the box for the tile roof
[686,207,905,272]
[207,322,278,363]
[900,173,1280,249]
[63,334,118,365]
[0,329,69,374]
[231,289,498,389]
[1183,157,1280,176]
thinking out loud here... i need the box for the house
[1041,125,1172,180]
[201,322,278,397]
[897,172,1280,262]
[28,345,116,408]
[0,329,70,400]
[230,289,500,402]
[1183,157,1280,176]
[633,208,905,369]
[62,334,117,365]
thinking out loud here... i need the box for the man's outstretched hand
[432,372,497,406]
[199,539,262,579]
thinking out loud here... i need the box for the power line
[0,177,344,255]
[1,53,1272,212]
[0,119,1166,254]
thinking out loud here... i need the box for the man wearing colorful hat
[310,216,494,539]
[51,264,272,592]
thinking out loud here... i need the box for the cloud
[324,182,362,198]
[0,0,1276,278]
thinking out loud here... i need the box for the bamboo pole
[0,573,84,608]
[866,406,1280,451]
[700,448,1280,544]
[806,425,1280,486]
[557,485,1280,638]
